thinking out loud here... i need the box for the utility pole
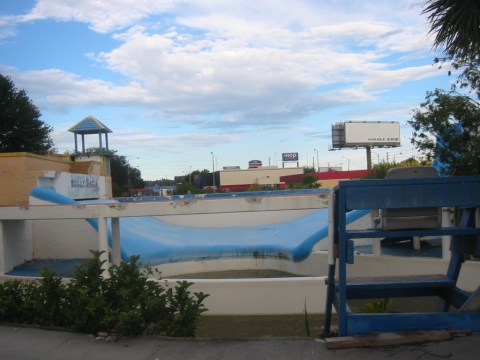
[366,146,372,171]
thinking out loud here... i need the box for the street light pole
[210,152,215,188]
[126,156,140,196]
[341,156,350,171]
[314,149,319,172]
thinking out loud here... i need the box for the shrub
[65,251,108,334]
[0,251,209,337]
[163,281,209,337]
[0,279,29,323]
[26,268,69,327]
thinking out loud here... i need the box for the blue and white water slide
[30,187,368,266]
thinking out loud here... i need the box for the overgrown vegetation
[303,300,311,337]
[0,251,209,337]
[363,158,431,179]
[360,298,393,313]
[287,174,321,189]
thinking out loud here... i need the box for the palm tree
[423,0,480,58]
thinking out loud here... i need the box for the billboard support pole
[366,146,372,171]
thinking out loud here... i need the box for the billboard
[248,160,262,168]
[282,152,299,162]
[332,121,400,148]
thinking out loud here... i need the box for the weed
[360,298,393,313]
[303,299,311,337]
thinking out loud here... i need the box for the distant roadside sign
[331,121,400,149]
[248,160,262,168]
[282,152,299,162]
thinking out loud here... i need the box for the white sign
[68,174,100,199]
[344,121,400,147]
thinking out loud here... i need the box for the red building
[281,169,369,188]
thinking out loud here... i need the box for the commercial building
[217,166,303,191]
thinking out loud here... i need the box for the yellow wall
[318,179,341,189]
[0,152,115,206]
[220,167,303,186]
[0,153,72,206]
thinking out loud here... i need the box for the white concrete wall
[154,256,326,279]
[37,171,109,200]
[0,220,33,273]
[157,209,316,227]
[152,251,480,315]
[29,197,99,259]
[161,277,327,315]
[155,192,329,227]
[32,219,99,259]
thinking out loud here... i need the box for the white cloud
[3,0,443,132]
[1,67,150,111]
[0,15,20,39]
[21,0,178,33]
[360,64,444,91]
[91,17,436,126]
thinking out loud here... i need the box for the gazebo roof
[68,115,112,135]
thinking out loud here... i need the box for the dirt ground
[196,314,326,338]
[169,270,441,338]
[195,296,439,338]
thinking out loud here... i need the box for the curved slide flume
[30,187,368,266]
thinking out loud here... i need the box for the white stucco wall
[37,171,109,200]
[32,219,99,259]
[29,197,100,259]
[0,220,33,273]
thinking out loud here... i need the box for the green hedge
[0,251,209,337]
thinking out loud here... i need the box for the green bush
[0,251,209,337]
[26,268,69,327]
[0,279,29,323]
[66,251,109,334]
[164,281,209,337]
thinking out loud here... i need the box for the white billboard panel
[345,121,400,146]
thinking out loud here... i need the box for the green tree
[423,0,480,96]
[0,74,54,153]
[410,2,480,176]
[287,174,321,189]
[248,183,261,191]
[408,89,480,176]
[363,159,431,179]
[302,175,320,188]
[175,181,195,195]
[84,147,144,196]
[110,153,144,197]
[423,0,480,59]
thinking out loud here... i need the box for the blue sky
[0,0,454,180]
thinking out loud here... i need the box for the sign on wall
[68,174,100,199]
